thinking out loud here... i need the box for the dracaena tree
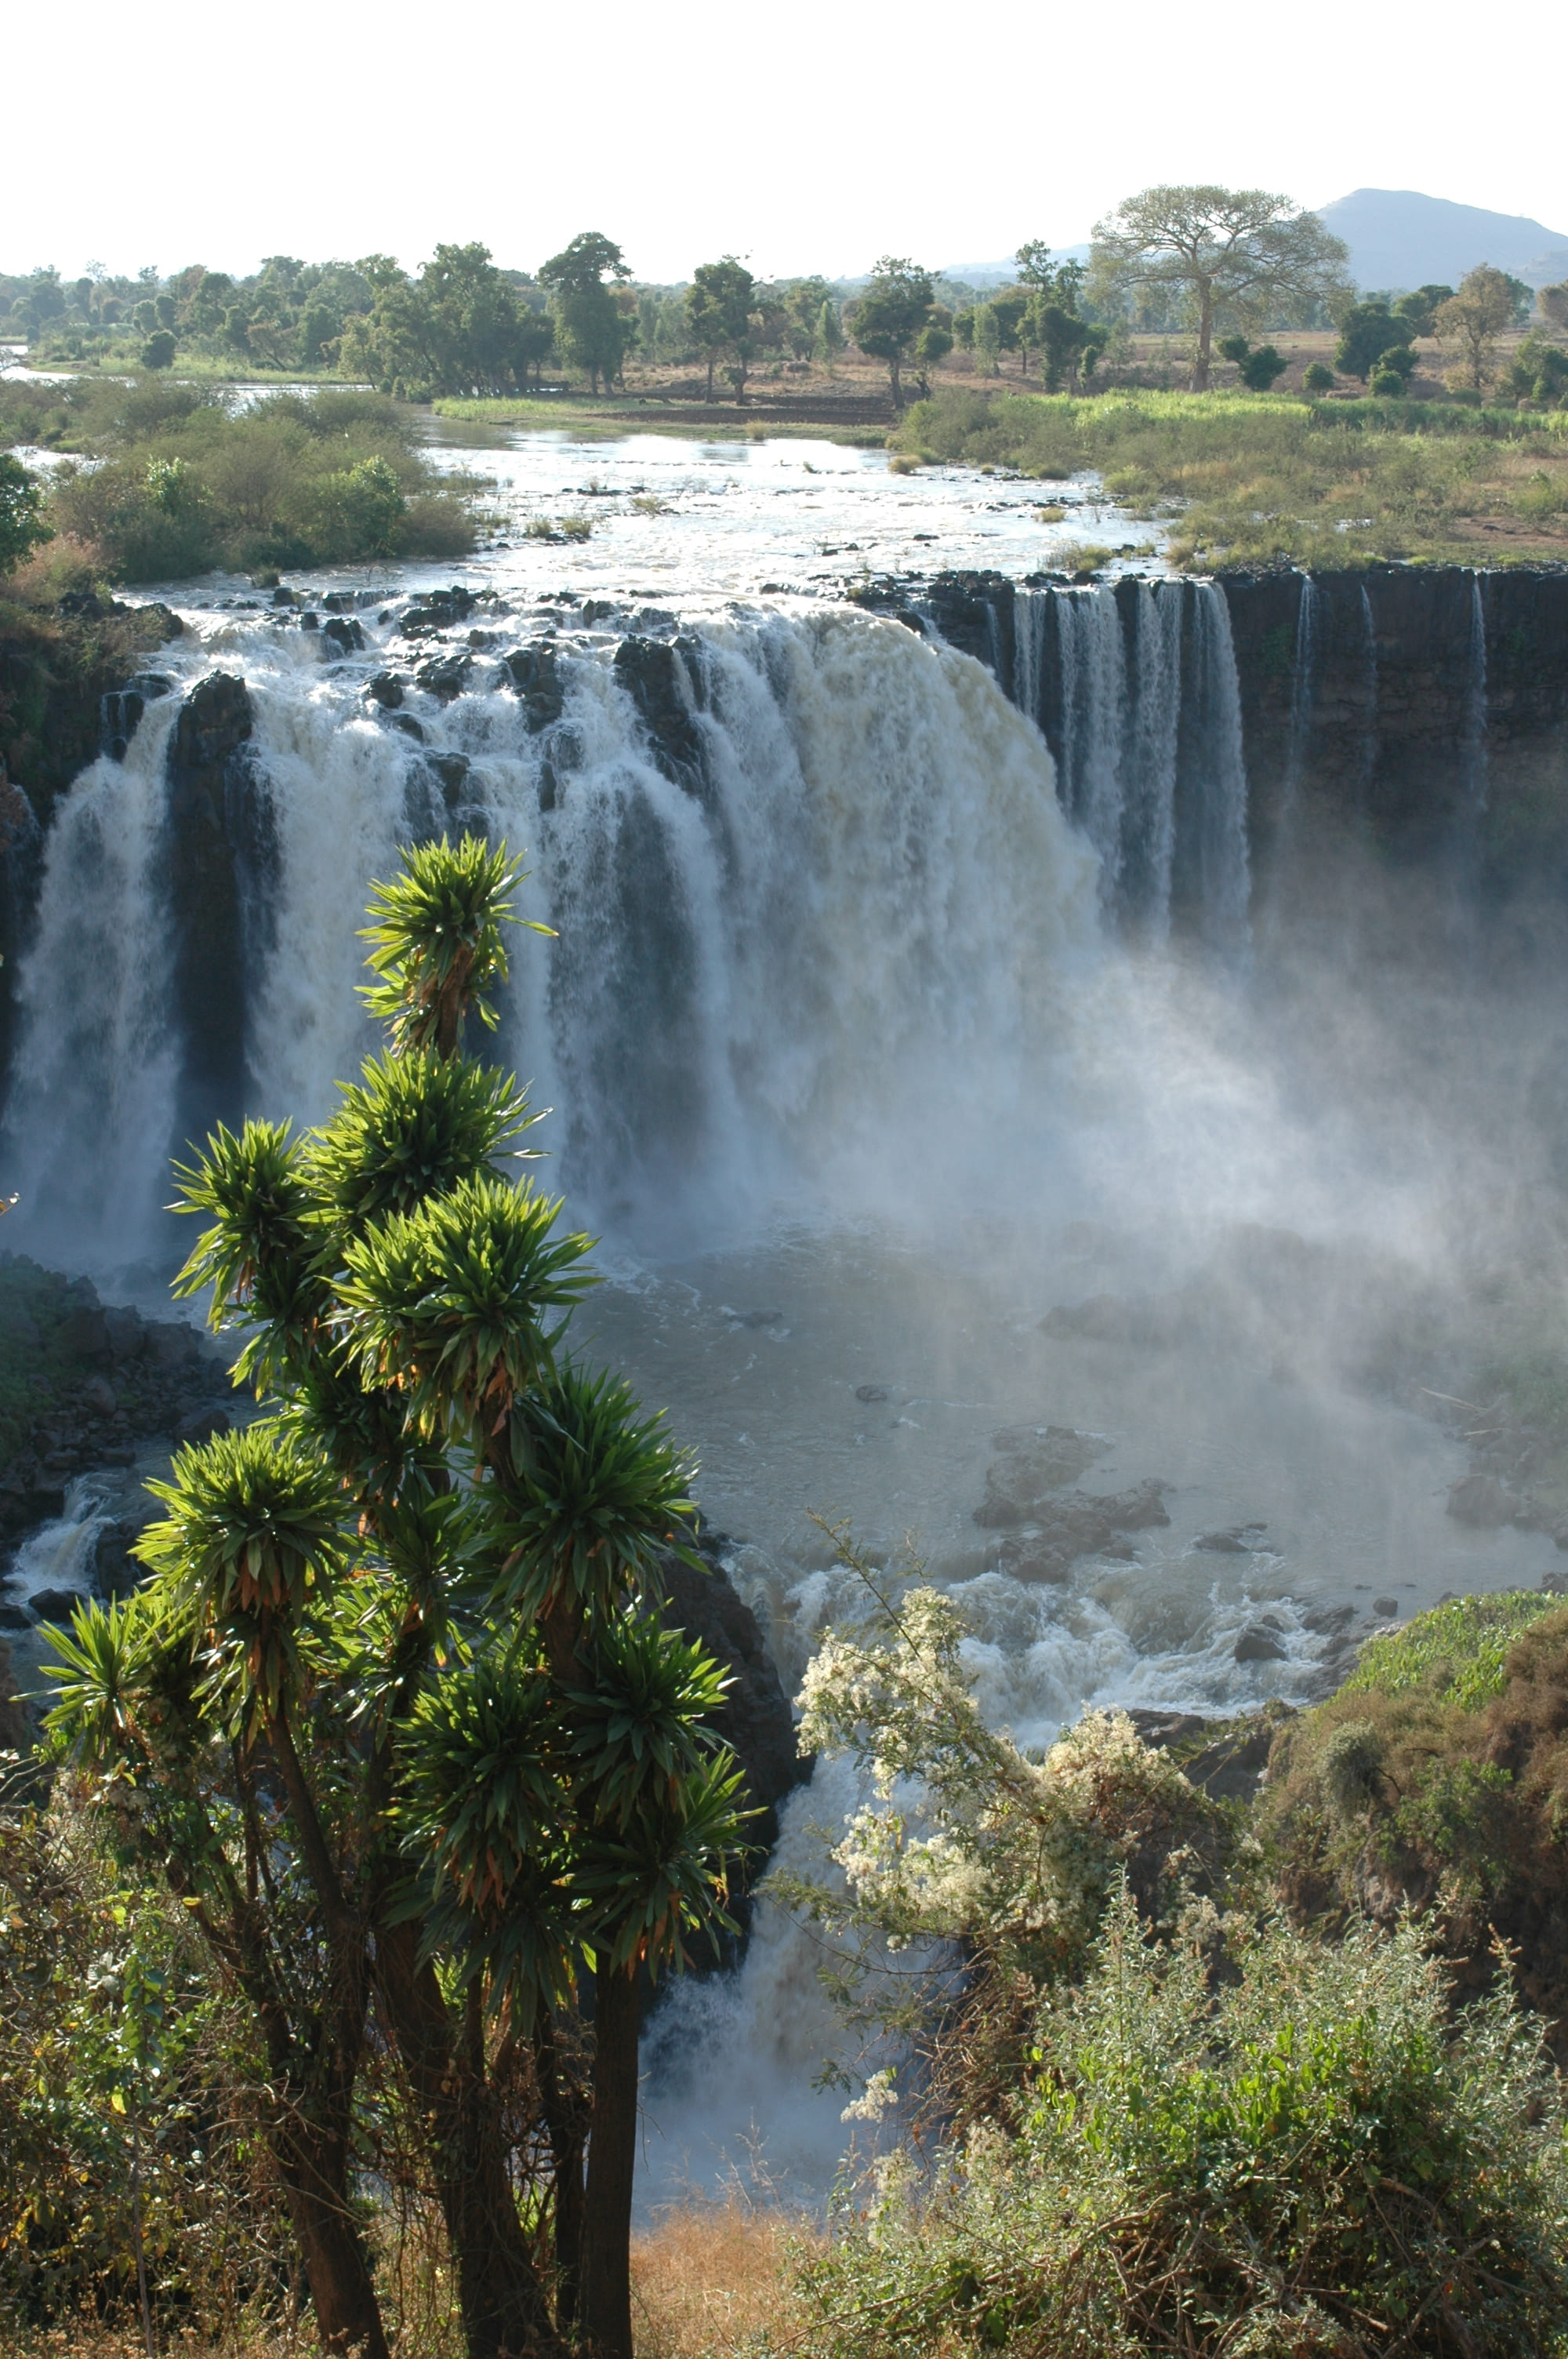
[45,834,750,2359]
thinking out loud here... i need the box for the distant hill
[938,245,1091,291]
[1319,189,1568,293]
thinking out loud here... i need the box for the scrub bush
[801,1892,1568,2359]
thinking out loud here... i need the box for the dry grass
[632,2195,818,2359]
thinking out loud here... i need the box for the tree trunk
[375,1923,567,2359]
[272,2117,390,2359]
[534,2015,589,2327]
[577,1964,641,2359]
[888,357,902,408]
[1192,282,1214,391]
[705,357,714,401]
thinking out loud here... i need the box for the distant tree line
[8,205,1566,413]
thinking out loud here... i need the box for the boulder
[145,1321,201,1369]
[613,635,706,788]
[503,645,565,730]
[1195,1524,1268,1554]
[975,1426,1112,1526]
[29,1587,86,1623]
[80,1376,117,1417]
[1373,1596,1399,1619]
[174,1405,230,1446]
[656,1546,804,1841]
[365,672,404,710]
[321,616,365,656]
[56,1305,109,1360]
[416,652,472,702]
[1234,1623,1289,1663]
[1446,1473,1512,1527]
[990,1478,1171,1583]
[103,1306,146,1361]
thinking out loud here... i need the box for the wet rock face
[975,1424,1111,1526]
[613,635,706,788]
[656,1539,805,1846]
[503,643,565,730]
[165,671,267,1150]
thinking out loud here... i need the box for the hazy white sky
[8,0,1566,283]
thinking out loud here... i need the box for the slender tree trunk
[577,1964,641,2359]
[374,1922,566,2359]
[534,2015,589,2327]
[272,2115,390,2359]
[1192,282,1214,391]
[705,356,714,401]
[889,358,902,408]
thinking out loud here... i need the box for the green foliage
[1509,333,1568,409]
[0,453,53,576]
[802,1892,1568,2359]
[1345,1590,1559,1711]
[337,242,554,399]
[140,329,176,369]
[849,257,941,405]
[1302,358,1336,394]
[539,233,634,396]
[1336,300,1412,381]
[492,1364,698,1625]
[358,831,539,1056]
[43,831,750,2359]
[42,384,471,581]
[0,1790,285,2331]
[686,256,757,400]
[1396,282,1455,340]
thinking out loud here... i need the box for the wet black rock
[29,1587,85,1623]
[613,634,705,787]
[365,672,404,710]
[657,1546,805,1845]
[321,616,365,656]
[0,1604,29,1631]
[855,1384,891,1404]
[401,587,477,636]
[416,652,472,702]
[1196,1524,1269,1554]
[1301,1601,1356,1636]
[1234,1623,1290,1663]
[503,643,565,730]
[1372,1595,1399,1618]
[390,714,426,742]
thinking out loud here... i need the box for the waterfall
[1462,572,1489,816]
[5,700,184,1265]
[1011,587,1050,734]
[1359,583,1380,809]
[4,609,1102,1268]
[1119,582,1182,942]
[1055,587,1128,911]
[1180,584,1253,957]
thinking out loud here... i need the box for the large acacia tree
[46,837,749,2359]
[1089,186,1348,391]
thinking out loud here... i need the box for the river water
[5,419,1561,2201]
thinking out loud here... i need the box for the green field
[892,387,1568,569]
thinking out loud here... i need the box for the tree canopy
[1089,185,1349,390]
[849,256,940,406]
[539,233,635,395]
[45,836,750,2359]
[685,256,757,402]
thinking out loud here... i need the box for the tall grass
[894,387,1568,569]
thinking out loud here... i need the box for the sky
[6,0,1566,285]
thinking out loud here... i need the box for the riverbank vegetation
[892,385,1568,567]
[0,378,472,581]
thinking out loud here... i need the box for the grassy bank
[892,387,1568,569]
[0,377,474,582]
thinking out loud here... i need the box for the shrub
[44,387,472,581]
[139,330,176,371]
[1370,365,1409,397]
[801,1892,1568,2359]
[0,454,52,576]
[1302,360,1336,394]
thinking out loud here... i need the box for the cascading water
[1054,585,1128,909]
[1119,581,1183,942]
[1463,572,1489,816]
[1176,584,1252,957]
[3,607,1102,1263]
